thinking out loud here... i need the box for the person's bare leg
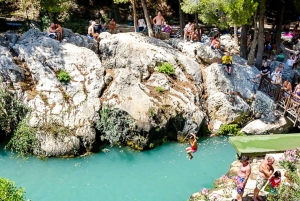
[253,188,260,201]
[236,193,243,201]
[229,67,232,74]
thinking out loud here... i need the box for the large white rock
[241,116,293,135]
[168,38,222,64]
[99,33,206,144]
[11,29,105,156]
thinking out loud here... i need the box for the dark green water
[0,137,235,201]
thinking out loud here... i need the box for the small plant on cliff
[5,118,40,158]
[57,69,71,84]
[217,124,241,136]
[158,62,175,76]
[0,178,27,201]
[0,81,29,135]
[155,86,164,93]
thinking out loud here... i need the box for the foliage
[0,81,29,135]
[155,86,164,93]
[181,0,258,28]
[217,124,241,135]
[40,0,70,14]
[0,178,27,201]
[158,62,175,76]
[5,118,40,158]
[194,188,210,201]
[57,69,71,84]
[41,15,51,31]
[96,105,138,146]
[62,19,88,34]
[279,148,300,172]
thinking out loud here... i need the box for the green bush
[57,69,71,84]
[5,119,40,157]
[0,82,29,135]
[0,178,27,201]
[62,19,88,35]
[158,62,175,75]
[41,15,51,31]
[155,86,164,93]
[218,124,241,135]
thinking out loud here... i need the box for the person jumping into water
[186,133,197,160]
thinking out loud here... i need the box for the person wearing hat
[236,156,251,201]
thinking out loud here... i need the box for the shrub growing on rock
[0,81,28,135]
[96,106,147,149]
[57,69,71,84]
[217,124,242,136]
[0,178,27,201]
[158,62,175,76]
[155,86,164,93]
[5,118,40,158]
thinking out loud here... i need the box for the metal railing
[258,76,281,102]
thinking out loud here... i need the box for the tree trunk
[247,14,258,66]
[275,3,285,54]
[140,0,153,37]
[233,25,238,46]
[254,0,265,69]
[195,13,201,42]
[178,0,184,38]
[131,0,137,33]
[240,25,248,59]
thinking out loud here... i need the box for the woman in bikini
[236,156,251,201]
[186,133,197,160]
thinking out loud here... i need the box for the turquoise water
[0,137,235,201]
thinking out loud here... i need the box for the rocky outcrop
[168,38,222,64]
[7,29,105,156]
[99,33,206,149]
[241,116,293,135]
[219,34,239,54]
[205,61,259,131]
[0,30,207,156]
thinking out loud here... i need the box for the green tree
[0,178,27,201]
[40,0,71,20]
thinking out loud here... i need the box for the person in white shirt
[184,22,192,41]
[286,53,295,69]
[138,18,146,32]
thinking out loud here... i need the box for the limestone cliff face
[0,30,206,156]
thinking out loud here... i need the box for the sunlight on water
[0,137,235,201]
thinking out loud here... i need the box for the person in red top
[269,171,281,188]
[186,133,197,160]
[211,35,220,49]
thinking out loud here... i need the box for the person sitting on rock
[47,22,63,42]
[211,35,220,49]
[186,133,197,160]
[255,61,270,82]
[87,21,100,41]
[271,73,282,85]
[221,52,233,75]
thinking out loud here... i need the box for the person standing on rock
[109,18,116,34]
[236,156,251,201]
[152,11,165,39]
[186,133,197,160]
[253,156,275,201]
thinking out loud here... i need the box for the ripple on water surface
[0,137,235,201]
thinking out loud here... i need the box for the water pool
[0,137,236,201]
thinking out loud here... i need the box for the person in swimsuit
[152,11,165,39]
[186,133,197,160]
[236,156,251,201]
[294,83,300,97]
[267,171,281,195]
[253,156,274,201]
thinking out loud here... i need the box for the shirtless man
[47,22,62,42]
[186,133,198,160]
[152,11,165,39]
[253,156,275,201]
